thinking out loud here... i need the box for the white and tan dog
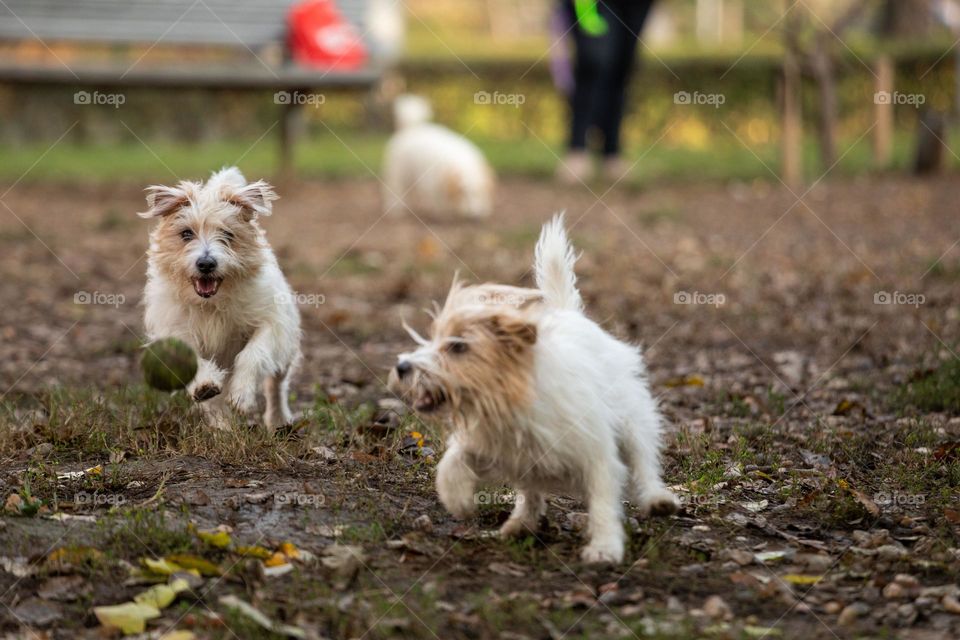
[140,167,301,431]
[382,94,494,218]
[389,215,677,564]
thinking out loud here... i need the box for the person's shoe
[600,156,633,184]
[555,151,593,185]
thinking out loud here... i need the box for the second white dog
[389,214,678,564]
[382,94,494,218]
[140,167,301,431]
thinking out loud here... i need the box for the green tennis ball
[141,338,198,392]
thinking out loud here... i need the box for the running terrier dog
[139,167,301,431]
[389,214,677,563]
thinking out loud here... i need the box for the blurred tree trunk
[781,8,803,189]
[879,0,932,37]
[809,31,837,167]
[873,54,894,167]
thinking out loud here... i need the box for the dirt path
[1,175,959,638]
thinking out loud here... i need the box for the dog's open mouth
[414,388,446,413]
[192,276,222,298]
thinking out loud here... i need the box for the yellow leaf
[196,529,231,549]
[86,465,104,476]
[165,554,223,576]
[159,632,196,640]
[278,542,299,560]
[264,551,289,568]
[664,375,705,388]
[142,558,185,576]
[134,584,177,609]
[46,546,103,569]
[782,574,824,585]
[235,545,273,559]
[94,602,160,635]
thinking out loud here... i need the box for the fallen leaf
[134,584,179,609]
[322,545,364,586]
[218,595,306,638]
[664,374,705,387]
[46,546,103,571]
[235,545,274,559]
[94,602,161,635]
[743,500,769,513]
[841,481,880,517]
[754,550,791,564]
[488,562,527,577]
[933,442,960,462]
[745,625,782,637]
[782,574,824,585]
[165,554,223,576]
[36,576,87,601]
[196,529,231,549]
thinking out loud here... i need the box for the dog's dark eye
[447,339,469,355]
[180,229,194,242]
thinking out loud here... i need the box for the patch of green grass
[896,357,960,414]
[0,385,371,466]
[99,507,194,558]
[0,129,927,186]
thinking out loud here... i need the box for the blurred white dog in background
[382,94,494,218]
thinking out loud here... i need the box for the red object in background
[288,0,367,70]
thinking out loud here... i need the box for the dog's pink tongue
[194,277,219,297]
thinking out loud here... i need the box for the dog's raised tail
[535,213,582,311]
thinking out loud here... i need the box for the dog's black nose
[196,255,217,274]
[396,361,412,378]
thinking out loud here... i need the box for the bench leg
[279,99,305,178]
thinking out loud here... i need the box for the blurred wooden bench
[0,0,382,173]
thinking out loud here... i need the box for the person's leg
[595,0,656,178]
[559,0,618,183]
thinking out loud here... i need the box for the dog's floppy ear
[226,180,279,220]
[139,185,188,219]
[486,313,537,352]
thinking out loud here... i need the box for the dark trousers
[567,0,655,156]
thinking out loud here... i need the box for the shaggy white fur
[140,167,301,431]
[390,214,678,564]
[381,94,494,218]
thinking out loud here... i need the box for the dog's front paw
[192,382,222,402]
[499,517,535,538]
[638,488,680,518]
[581,539,624,565]
[227,385,257,414]
[438,484,476,520]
